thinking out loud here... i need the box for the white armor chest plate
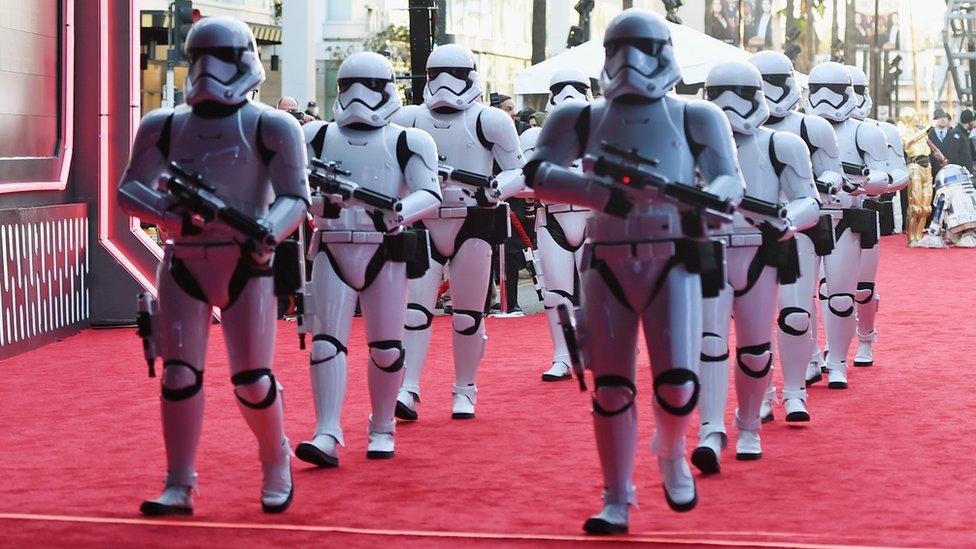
[833,119,865,208]
[727,131,780,233]
[168,105,271,218]
[314,125,405,231]
[766,112,803,135]
[584,99,695,242]
[833,119,863,168]
[414,105,493,208]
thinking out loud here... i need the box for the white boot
[659,456,697,512]
[395,389,419,421]
[295,433,340,468]
[260,442,293,514]
[582,485,636,535]
[735,428,762,460]
[760,385,777,423]
[853,330,876,367]
[451,383,477,419]
[691,431,725,474]
[366,414,396,460]
[827,360,848,390]
[805,361,823,386]
[541,361,572,382]
[140,481,194,516]
[782,389,810,422]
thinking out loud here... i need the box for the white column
[281,0,317,104]
[547,1,571,57]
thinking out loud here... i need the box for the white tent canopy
[514,22,807,96]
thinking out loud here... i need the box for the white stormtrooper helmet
[423,44,483,110]
[748,51,800,117]
[184,16,265,106]
[546,68,591,113]
[847,65,872,120]
[600,9,682,101]
[705,61,769,135]
[805,62,856,122]
[333,52,401,128]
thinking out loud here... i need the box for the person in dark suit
[928,108,973,174]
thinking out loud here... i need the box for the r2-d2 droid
[917,164,976,248]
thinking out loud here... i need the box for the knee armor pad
[778,307,811,336]
[452,309,484,336]
[817,277,828,301]
[700,332,730,363]
[231,368,278,409]
[161,360,203,401]
[405,303,433,331]
[736,343,773,379]
[368,340,405,373]
[593,375,636,417]
[653,369,700,416]
[543,288,573,310]
[827,293,855,317]
[854,282,876,304]
[310,334,347,366]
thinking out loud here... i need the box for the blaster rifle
[308,158,402,212]
[815,179,839,195]
[587,142,736,216]
[136,292,158,378]
[163,162,276,247]
[438,160,501,201]
[556,304,587,392]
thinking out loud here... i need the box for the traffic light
[567,26,585,48]
[172,0,196,63]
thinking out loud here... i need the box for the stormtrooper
[694,61,818,473]
[119,17,309,515]
[804,61,893,390]
[393,44,525,420]
[749,51,843,422]
[294,52,441,467]
[525,9,745,534]
[518,68,593,382]
[846,65,909,368]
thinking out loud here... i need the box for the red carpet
[1,236,973,548]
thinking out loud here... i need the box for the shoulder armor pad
[134,107,176,158]
[855,120,889,163]
[304,121,329,159]
[800,114,840,156]
[392,104,421,127]
[259,108,307,170]
[685,99,734,155]
[771,130,814,179]
[477,105,522,154]
[879,121,906,158]
[519,127,542,159]
[398,126,439,172]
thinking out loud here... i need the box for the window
[327,0,354,21]
[0,0,71,191]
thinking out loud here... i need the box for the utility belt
[585,238,726,301]
[312,228,430,280]
[540,203,590,214]
[863,199,893,236]
[909,155,930,167]
[420,205,510,266]
[835,207,880,249]
[800,213,836,256]
[712,231,799,289]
